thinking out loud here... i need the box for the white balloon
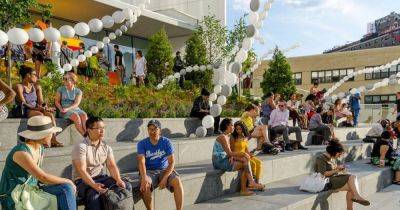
[70,59,79,67]
[109,33,116,40]
[96,41,105,49]
[88,18,103,33]
[112,11,126,24]
[123,8,134,19]
[7,28,29,45]
[130,15,138,24]
[207,64,213,70]
[59,25,75,38]
[242,37,253,51]
[101,15,115,28]
[103,37,110,44]
[221,84,233,96]
[200,65,206,71]
[235,49,248,63]
[202,115,215,129]
[156,84,163,89]
[120,25,128,32]
[63,63,72,72]
[84,50,92,58]
[90,46,99,54]
[0,30,8,46]
[27,28,44,42]
[115,29,122,37]
[248,12,259,25]
[78,54,86,62]
[210,104,222,117]
[214,85,222,94]
[209,93,217,102]
[174,72,180,79]
[44,27,61,42]
[195,126,207,138]
[193,65,200,71]
[217,95,227,105]
[255,20,264,29]
[186,66,193,73]
[74,22,90,36]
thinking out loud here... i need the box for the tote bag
[299,173,329,193]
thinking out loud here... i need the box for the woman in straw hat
[0,116,76,210]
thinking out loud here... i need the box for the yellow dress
[241,112,254,132]
[232,138,262,181]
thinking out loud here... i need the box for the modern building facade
[251,45,400,104]
[325,12,400,53]
[37,0,226,76]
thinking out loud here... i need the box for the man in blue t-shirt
[137,120,184,210]
[349,89,361,127]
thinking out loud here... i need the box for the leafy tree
[184,29,212,89]
[0,0,51,85]
[242,49,257,73]
[146,27,173,82]
[200,14,227,64]
[226,15,247,58]
[260,47,296,99]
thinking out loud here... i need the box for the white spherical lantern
[74,22,90,37]
[120,25,128,32]
[195,126,207,138]
[209,93,217,102]
[217,95,227,106]
[200,65,206,71]
[103,37,110,44]
[96,41,105,49]
[255,20,264,29]
[51,42,61,52]
[101,15,115,28]
[248,12,259,25]
[242,37,253,51]
[88,18,103,33]
[210,104,222,117]
[186,66,193,73]
[84,50,92,58]
[7,28,29,45]
[70,59,79,67]
[112,11,126,24]
[59,25,75,38]
[207,64,213,70]
[156,84,163,89]
[78,54,86,62]
[123,8,134,19]
[235,49,248,63]
[250,0,261,12]
[0,30,8,46]
[192,65,199,71]
[115,29,123,36]
[109,33,116,40]
[202,115,215,129]
[221,84,233,96]
[214,85,222,94]
[27,28,44,42]
[90,46,99,54]
[130,15,138,24]
[63,63,72,72]
[174,72,180,79]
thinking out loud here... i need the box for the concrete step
[354,184,400,210]
[185,160,393,210]
[0,118,371,150]
[125,141,373,210]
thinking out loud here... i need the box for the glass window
[325,71,332,83]
[339,69,347,79]
[311,72,318,79]
[390,65,397,75]
[318,71,324,83]
[347,69,355,81]
[332,70,340,82]
[373,96,380,103]
[365,73,372,80]
[389,95,396,102]
[381,68,389,78]
[365,96,372,103]
[381,95,389,103]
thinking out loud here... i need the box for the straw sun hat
[18,116,62,140]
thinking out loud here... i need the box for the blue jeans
[352,108,360,126]
[41,183,76,210]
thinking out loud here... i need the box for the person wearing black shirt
[371,131,395,167]
[190,89,220,134]
[173,51,185,88]
[114,45,125,84]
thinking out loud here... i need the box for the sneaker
[285,145,293,151]
[298,145,308,150]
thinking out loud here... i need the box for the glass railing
[359,104,396,124]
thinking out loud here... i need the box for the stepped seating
[0,118,387,210]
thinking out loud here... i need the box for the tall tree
[226,15,247,58]
[260,47,296,99]
[0,0,51,85]
[146,27,173,82]
[200,14,227,64]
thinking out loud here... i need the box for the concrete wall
[251,46,400,101]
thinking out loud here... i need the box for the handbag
[10,148,58,210]
[101,182,133,210]
[299,173,329,193]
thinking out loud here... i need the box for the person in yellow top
[241,104,269,151]
[231,121,264,184]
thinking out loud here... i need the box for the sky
[227,0,400,58]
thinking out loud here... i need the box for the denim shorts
[212,156,234,171]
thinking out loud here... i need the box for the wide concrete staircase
[0,118,395,210]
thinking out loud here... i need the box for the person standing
[173,51,185,88]
[60,41,73,67]
[114,45,125,84]
[349,88,361,127]
[393,92,400,118]
[133,50,146,86]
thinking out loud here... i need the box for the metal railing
[358,104,396,124]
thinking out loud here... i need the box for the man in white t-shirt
[133,50,146,86]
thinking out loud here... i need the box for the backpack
[101,183,133,210]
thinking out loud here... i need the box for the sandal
[248,183,266,191]
[240,190,255,196]
[51,142,64,147]
[351,198,370,206]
